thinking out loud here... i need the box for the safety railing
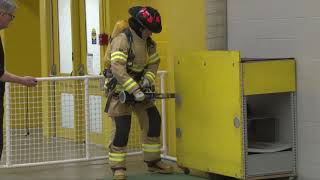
[0,71,175,168]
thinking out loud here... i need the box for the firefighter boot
[147,159,174,174]
[112,169,126,180]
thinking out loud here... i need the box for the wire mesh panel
[0,76,105,167]
[0,74,169,168]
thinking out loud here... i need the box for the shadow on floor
[99,173,206,180]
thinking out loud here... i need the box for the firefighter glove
[140,78,151,89]
[133,89,145,101]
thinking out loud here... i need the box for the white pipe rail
[157,71,168,156]
[5,83,11,166]
[84,78,90,159]
[35,75,104,81]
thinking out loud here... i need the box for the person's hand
[21,76,37,87]
[133,89,145,101]
[140,78,151,89]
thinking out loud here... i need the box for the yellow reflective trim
[149,53,159,59]
[111,51,128,58]
[111,56,127,62]
[111,54,128,59]
[109,157,125,162]
[145,74,155,83]
[129,64,144,72]
[109,153,127,157]
[145,72,156,83]
[149,54,159,61]
[143,149,161,153]
[148,53,160,64]
[148,58,160,65]
[123,79,137,91]
[109,152,127,162]
[125,81,138,91]
[142,144,161,148]
[145,72,155,79]
[123,78,134,87]
[128,66,144,72]
[142,143,161,153]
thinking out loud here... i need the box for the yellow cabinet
[174,51,297,180]
[243,59,296,95]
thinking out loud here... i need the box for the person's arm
[110,34,139,94]
[0,71,37,87]
[143,39,160,85]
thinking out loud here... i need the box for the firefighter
[104,6,174,180]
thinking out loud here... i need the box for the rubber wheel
[183,168,190,175]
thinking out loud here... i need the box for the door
[174,51,244,178]
[52,0,84,140]
[84,0,105,145]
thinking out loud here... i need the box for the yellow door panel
[243,59,296,95]
[175,51,244,179]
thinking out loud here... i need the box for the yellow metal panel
[165,0,207,157]
[243,59,296,95]
[175,51,244,179]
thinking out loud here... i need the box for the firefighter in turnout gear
[104,6,174,180]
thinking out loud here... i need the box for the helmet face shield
[129,6,162,33]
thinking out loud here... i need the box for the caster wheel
[183,168,190,175]
[178,166,190,175]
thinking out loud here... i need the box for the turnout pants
[106,96,162,170]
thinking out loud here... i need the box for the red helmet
[129,6,162,33]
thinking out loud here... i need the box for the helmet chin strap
[135,15,147,29]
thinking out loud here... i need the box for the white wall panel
[228,1,320,179]
[207,0,227,50]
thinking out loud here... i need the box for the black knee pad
[113,115,131,147]
[146,106,161,137]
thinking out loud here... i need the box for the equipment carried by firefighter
[119,89,175,104]
[116,75,175,104]
[103,20,134,78]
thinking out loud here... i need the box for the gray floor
[0,130,292,180]
[0,156,153,180]
[0,157,293,180]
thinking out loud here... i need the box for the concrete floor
[0,157,292,180]
[0,156,154,180]
[0,130,293,180]
[0,129,165,180]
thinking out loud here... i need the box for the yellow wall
[148,0,207,156]
[2,0,42,129]
[3,0,41,77]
